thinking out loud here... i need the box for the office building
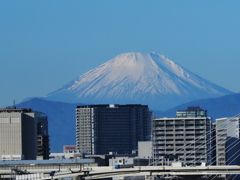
[152,106,211,165]
[215,116,240,166]
[36,111,50,160]
[76,104,152,155]
[0,108,49,160]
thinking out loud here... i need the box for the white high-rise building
[152,106,211,166]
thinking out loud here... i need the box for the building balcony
[156,145,166,148]
[185,121,194,124]
[195,140,206,144]
[185,136,195,139]
[185,126,195,129]
[185,131,195,133]
[157,151,166,154]
[165,144,174,148]
[185,155,196,158]
[195,126,205,129]
[195,156,206,159]
[175,131,184,134]
[216,138,226,141]
[165,121,174,125]
[155,122,165,125]
[155,127,165,130]
[155,132,164,135]
[185,141,195,144]
[175,136,184,139]
[195,136,205,140]
[184,145,195,149]
[195,122,205,125]
[185,150,195,154]
[175,122,184,125]
[155,136,165,140]
[195,130,205,133]
[175,126,185,129]
[174,150,185,154]
[175,144,184,148]
[156,141,165,144]
[196,150,207,154]
[218,152,225,156]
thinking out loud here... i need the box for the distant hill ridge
[17,93,240,152]
[155,93,240,120]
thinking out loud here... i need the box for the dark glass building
[76,104,152,155]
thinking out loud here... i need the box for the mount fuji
[45,52,232,110]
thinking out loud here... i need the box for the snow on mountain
[45,52,233,110]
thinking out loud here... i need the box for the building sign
[2,155,24,160]
[65,146,76,150]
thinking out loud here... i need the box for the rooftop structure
[176,106,207,118]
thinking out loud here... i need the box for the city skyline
[1,1,240,108]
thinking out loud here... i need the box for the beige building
[0,108,49,160]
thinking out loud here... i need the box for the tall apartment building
[0,108,49,160]
[152,106,211,165]
[215,116,240,166]
[76,104,152,155]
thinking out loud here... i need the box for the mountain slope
[45,52,232,110]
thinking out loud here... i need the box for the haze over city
[1,0,240,108]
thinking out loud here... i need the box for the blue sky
[1,0,240,108]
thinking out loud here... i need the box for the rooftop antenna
[13,100,16,109]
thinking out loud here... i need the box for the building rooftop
[0,107,32,113]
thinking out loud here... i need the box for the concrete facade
[76,104,152,155]
[0,108,49,160]
[138,141,152,159]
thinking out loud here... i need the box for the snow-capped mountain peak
[45,52,232,110]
